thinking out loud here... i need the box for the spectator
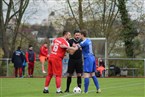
[22,51,27,77]
[97,59,105,77]
[62,56,68,76]
[99,59,105,68]
[39,42,49,73]
[25,45,36,78]
[12,46,25,78]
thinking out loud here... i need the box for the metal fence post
[6,58,9,77]
[144,59,145,77]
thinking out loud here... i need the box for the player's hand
[72,42,77,47]
[45,57,48,61]
[74,45,79,50]
[47,54,49,58]
[76,44,82,50]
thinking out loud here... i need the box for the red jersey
[50,37,69,59]
[39,45,48,57]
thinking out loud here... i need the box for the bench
[120,68,138,77]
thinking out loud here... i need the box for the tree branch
[3,0,8,6]
[67,0,80,28]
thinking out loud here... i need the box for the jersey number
[53,43,58,52]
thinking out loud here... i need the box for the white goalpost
[89,38,107,67]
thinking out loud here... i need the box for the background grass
[0,78,144,97]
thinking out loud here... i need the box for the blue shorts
[83,55,96,73]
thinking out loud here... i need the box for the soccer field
[0,78,144,97]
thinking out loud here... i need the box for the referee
[65,29,83,93]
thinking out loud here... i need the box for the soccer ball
[73,87,81,94]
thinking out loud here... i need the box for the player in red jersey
[43,31,78,94]
[39,42,49,74]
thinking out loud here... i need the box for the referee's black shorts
[67,59,83,74]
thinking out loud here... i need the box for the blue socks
[84,76,100,93]
[84,78,89,93]
[92,76,100,89]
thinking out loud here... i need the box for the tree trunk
[10,0,29,57]
[78,0,84,29]
[0,0,30,76]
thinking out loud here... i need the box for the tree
[66,0,122,56]
[118,0,138,57]
[0,0,29,75]
[47,22,56,38]
[67,0,84,29]
[0,0,30,58]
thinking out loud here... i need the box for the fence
[0,58,45,77]
[103,58,145,77]
[0,58,145,77]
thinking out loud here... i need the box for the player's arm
[76,44,82,50]
[60,44,78,55]
[66,48,76,55]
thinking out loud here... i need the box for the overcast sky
[23,0,145,25]
[23,0,66,24]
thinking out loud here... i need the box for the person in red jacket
[39,42,49,73]
[25,45,36,78]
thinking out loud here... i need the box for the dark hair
[43,42,48,44]
[29,45,33,48]
[73,29,80,34]
[17,46,21,50]
[62,30,69,36]
[80,29,88,37]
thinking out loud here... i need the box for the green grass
[0,78,144,97]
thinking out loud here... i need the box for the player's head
[62,30,71,40]
[43,42,48,47]
[17,46,21,50]
[73,29,81,41]
[28,45,33,50]
[80,29,88,39]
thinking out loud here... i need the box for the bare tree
[0,0,30,58]
[0,0,30,75]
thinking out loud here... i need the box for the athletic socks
[56,76,61,88]
[84,78,89,93]
[44,87,48,90]
[92,76,100,89]
[57,87,61,92]
[66,77,72,91]
[77,76,82,88]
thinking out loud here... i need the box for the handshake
[60,43,81,50]
[60,43,82,55]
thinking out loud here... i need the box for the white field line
[59,82,144,97]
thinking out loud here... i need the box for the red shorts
[39,56,47,63]
[48,56,62,76]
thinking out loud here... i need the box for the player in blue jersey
[78,29,101,93]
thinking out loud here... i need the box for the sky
[24,0,66,24]
[23,0,145,25]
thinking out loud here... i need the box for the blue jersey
[80,38,93,58]
[80,38,96,73]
